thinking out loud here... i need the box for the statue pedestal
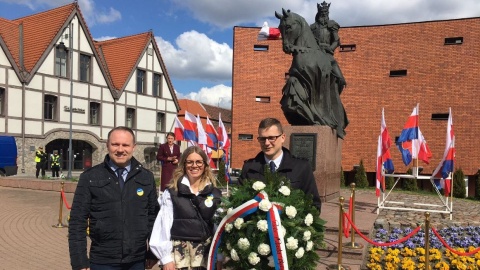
[283,126,342,202]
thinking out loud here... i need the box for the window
[431,113,449,120]
[153,73,163,97]
[136,69,146,94]
[255,96,270,103]
[156,112,165,132]
[444,37,463,45]
[238,134,253,141]
[126,108,136,128]
[55,46,68,77]
[89,102,101,125]
[44,95,57,121]
[254,45,269,52]
[389,70,407,77]
[340,44,356,52]
[0,88,4,115]
[80,54,91,82]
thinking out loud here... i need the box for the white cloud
[177,84,231,109]
[155,31,232,82]
[94,7,122,24]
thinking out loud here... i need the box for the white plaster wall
[80,125,101,137]
[59,96,88,124]
[59,79,71,95]
[102,103,115,127]
[138,52,147,69]
[90,85,101,100]
[72,82,89,98]
[166,100,177,112]
[0,118,5,133]
[146,71,152,95]
[44,77,59,93]
[79,25,93,54]
[7,88,22,117]
[8,69,21,87]
[161,80,173,99]
[165,113,176,132]
[153,52,162,72]
[137,95,156,109]
[7,119,22,134]
[25,91,42,119]
[92,58,108,86]
[102,88,114,102]
[37,49,54,75]
[157,99,165,111]
[126,92,136,106]
[0,67,5,84]
[116,105,126,126]
[0,46,10,66]
[136,131,155,144]
[24,120,42,135]
[136,108,155,131]
[124,74,135,92]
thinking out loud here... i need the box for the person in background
[239,117,322,212]
[51,150,60,178]
[149,146,222,270]
[35,146,48,178]
[156,132,181,192]
[68,126,158,270]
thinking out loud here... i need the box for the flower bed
[210,170,325,269]
[366,226,480,269]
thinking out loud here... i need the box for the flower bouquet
[208,168,325,269]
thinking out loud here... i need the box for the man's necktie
[116,168,125,190]
[269,161,276,172]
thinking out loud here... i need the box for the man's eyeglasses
[257,134,283,143]
[185,160,204,167]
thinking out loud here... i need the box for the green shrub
[452,168,466,198]
[340,167,345,187]
[216,159,226,187]
[403,168,418,191]
[354,160,369,188]
[385,176,395,189]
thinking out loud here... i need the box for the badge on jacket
[205,194,214,207]
[137,188,144,196]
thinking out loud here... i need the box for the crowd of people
[67,117,321,270]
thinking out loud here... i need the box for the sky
[1,0,480,109]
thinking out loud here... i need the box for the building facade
[232,18,480,193]
[0,3,179,175]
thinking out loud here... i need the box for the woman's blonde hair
[168,145,217,191]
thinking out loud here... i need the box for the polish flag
[376,109,394,197]
[196,114,208,146]
[218,113,230,167]
[183,111,198,142]
[258,22,281,40]
[206,116,219,150]
[173,116,184,141]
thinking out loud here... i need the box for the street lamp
[57,23,74,179]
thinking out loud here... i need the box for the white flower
[268,256,275,267]
[234,218,244,229]
[259,199,272,211]
[280,225,287,238]
[278,186,291,196]
[238,238,250,250]
[230,249,239,261]
[306,241,313,251]
[303,230,312,241]
[285,206,297,219]
[225,223,233,232]
[257,243,271,256]
[248,252,261,265]
[227,207,233,215]
[226,242,232,250]
[286,236,298,250]
[257,220,268,232]
[295,247,305,258]
[252,181,266,191]
[304,213,313,226]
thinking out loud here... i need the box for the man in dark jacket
[68,127,158,270]
[239,118,321,211]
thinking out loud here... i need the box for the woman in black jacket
[149,146,222,270]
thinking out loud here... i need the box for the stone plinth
[283,125,342,202]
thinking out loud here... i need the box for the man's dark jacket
[68,155,158,270]
[239,147,321,211]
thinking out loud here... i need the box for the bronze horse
[275,8,348,138]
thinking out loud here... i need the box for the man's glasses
[185,160,204,167]
[257,134,283,143]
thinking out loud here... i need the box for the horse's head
[275,8,308,54]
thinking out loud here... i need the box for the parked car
[0,136,18,176]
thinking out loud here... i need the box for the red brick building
[232,17,480,191]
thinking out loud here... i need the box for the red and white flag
[258,22,281,40]
[173,116,184,141]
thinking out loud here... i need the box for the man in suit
[156,132,181,191]
[239,118,321,211]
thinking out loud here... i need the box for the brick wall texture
[232,18,480,177]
